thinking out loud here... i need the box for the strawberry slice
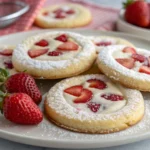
[73,89,92,103]
[53,8,63,14]
[122,47,136,54]
[87,79,107,89]
[139,66,150,75]
[64,85,83,97]
[55,34,68,42]
[4,61,13,69]
[87,102,100,113]
[35,39,49,47]
[48,51,63,56]
[28,49,48,58]
[116,58,135,69]
[55,12,66,19]
[0,49,13,56]
[66,9,75,14]
[101,93,124,101]
[57,41,79,51]
[43,12,49,16]
[132,54,145,62]
[95,41,112,46]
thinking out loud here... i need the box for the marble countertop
[1,0,150,150]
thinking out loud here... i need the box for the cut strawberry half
[87,102,100,113]
[122,47,136,54]
[66,9,75,14]
[101,93,124,101]
[55,34,68,42]
[116,58,135,69]
[139,66,150,75]
[87,79,107,89]
[64,85,83,97]
[0,49,13,56]
[132,54,145,62]
[95,41,112,46]
[73,89,93,103]
[4,61,13,69]
[28,49,49,58]
[48,51,63,56]
[43,12,49,16]
[35,39,49,47]
[57,41,79,51]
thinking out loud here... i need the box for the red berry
[64,85,83,97]
[66,9,75,14]
[4,61,13,69]
[139,65,150,75]
[28,49,48,58]
[0,49,13,56]
[116,58,135,69]
[87,79,107,89]
[35,39,49,47]
[55,34,68,42]
[3,93,43,125]
[101,93,124,101]
[87,102,100,113]
[48,51,63,56]
[73,89,93,103]
[43,12,49,16]
[5,73,42,104]
[132,54,146,63]
[95,41,112,46]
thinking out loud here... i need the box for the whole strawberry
[0,70,42,104]
[124,0,150,27]
[3,93,43,125]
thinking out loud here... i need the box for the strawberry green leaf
[123,0,134,8]
[0,68,9,82]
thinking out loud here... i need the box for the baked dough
[45,74,144,134]
[0,45,18,75]
[12,31,96,79]
[88,36,134,53]
[35,3,92,28]
[97,45,150,91]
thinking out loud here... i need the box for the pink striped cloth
[0,0,119,36]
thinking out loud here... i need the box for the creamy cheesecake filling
[29,36,81,61]
[64,80,127,114]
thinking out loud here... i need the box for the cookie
[0,45,18,75]
[45,74,144,134]
[89,36,134,53]
[35,3,92,28]
[12,31,96,79]
[97,45,150,91]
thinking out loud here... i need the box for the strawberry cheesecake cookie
[97,45,150,91]
[0,45,17,75]
[12,31,96,79]
[89,36,134,53]
[45,74,144,134]
[35,3,92,28]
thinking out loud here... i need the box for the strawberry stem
[0,91,8,114]
[123,0,134,8]
[0,68,9,83]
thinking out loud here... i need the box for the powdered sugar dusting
[97,45,150,81]
[13,31,95,70]
[46,74,143,121]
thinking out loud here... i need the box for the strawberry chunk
[64,85,83,97]
[87,79,107,89]
[116,58,135,69]
[28,49,48,58]
[73,89,93,103]
[43,12,49,16]
[87,102,100,113]
[139,66,150,75]
[53,8,63,14]
[57,41,79,51]
[0,49,13,56]
[35,39,49,47]
[132,54,145,62]
[48,51,63,56]
[95,41,112,46]
[66,9,75,14]
[122,47,136,54]
[101,93,124,101]
[55,34,68,42]
[4,61,13,69]
[55,12,66,19]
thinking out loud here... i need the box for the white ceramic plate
[1,29,150,149]
[116,10,150,40]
